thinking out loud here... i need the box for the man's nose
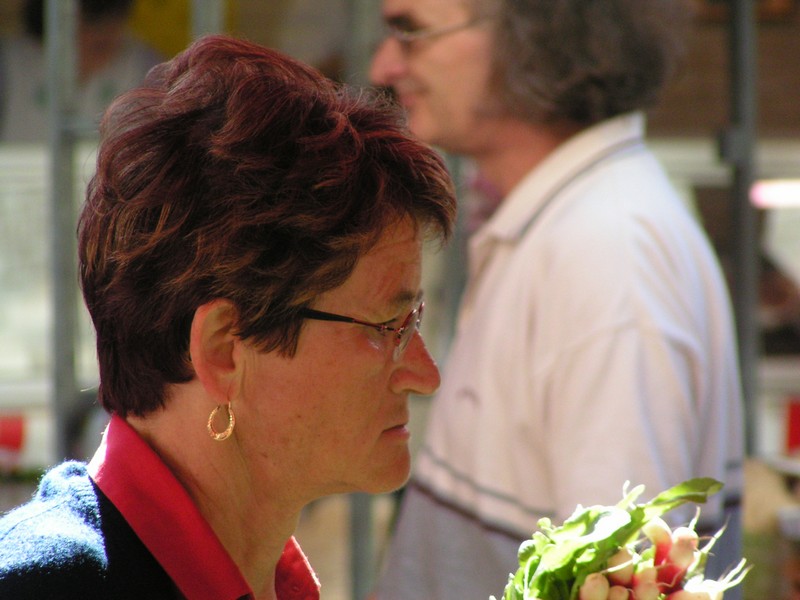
[369,36,406,88]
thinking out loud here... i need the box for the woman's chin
[362,454,412,495]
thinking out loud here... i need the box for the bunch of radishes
[577,516,748,600]
[495,479,749,600]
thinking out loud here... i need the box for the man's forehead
[381,0,470,18]
[381,0,420,17]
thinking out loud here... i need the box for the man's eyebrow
[385,13,420,29]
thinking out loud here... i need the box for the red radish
[607,547,635,586]
[632,581,660,600]
[642,517,672,565]
[632,565,656,586]
[579,572,610,600]
[681,576,728,600]
[608,585,630,600]
[670,527,699,550]
[606,546,635,585]
[665,591,712,600]
[658,527,699,592]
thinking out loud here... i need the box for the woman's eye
[398,24,420,35]
[362,325,390,342]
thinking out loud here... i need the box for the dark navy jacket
[0,462,178,599]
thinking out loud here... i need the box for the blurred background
[1,0,800,598]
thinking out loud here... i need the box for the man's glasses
[299,301,424,361]
[383,15,491,47]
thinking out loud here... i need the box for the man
[369,1,745,598]
[0,0,162,141]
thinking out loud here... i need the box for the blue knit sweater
[0,461,178,599]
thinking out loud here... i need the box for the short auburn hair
[79,35,456,417]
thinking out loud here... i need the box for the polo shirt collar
[475,111,646,245]
[88,414,320,600]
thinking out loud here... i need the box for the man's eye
[387,17,422,36]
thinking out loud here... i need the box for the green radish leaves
[494,478,744,600]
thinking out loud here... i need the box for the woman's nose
[390,332,441,396]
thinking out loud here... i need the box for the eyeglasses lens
[394,303,424,360]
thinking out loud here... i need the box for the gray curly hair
[476,0,692,126]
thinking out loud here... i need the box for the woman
[0,35,456,599]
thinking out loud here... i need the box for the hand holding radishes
[493,479,749,600]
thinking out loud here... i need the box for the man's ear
[189,299,241,401]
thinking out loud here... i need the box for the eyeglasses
[299,301,424,361]
[383,15,491,47]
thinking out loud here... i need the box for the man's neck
[472,118,582,197]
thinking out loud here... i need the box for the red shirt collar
[87,414,320,600]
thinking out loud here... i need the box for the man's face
[370,0,496,155]
[235,219,441,502]
[78,17,127,82]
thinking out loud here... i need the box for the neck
[126,388,302,600]
[471,118,582,197]
[189,466,299,600]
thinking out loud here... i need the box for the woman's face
[235,218,440,502]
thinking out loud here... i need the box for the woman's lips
[383,423,410,439]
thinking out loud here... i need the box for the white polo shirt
[377,113,744,600]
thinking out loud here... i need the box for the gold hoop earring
[207,402,235,441]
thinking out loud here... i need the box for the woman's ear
[189,299,241,401]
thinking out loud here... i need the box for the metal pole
[46,0,80,461]
[191,0,225,39]
[349,492,375,600]
[720,0,758,457]
[343,0,380,86]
